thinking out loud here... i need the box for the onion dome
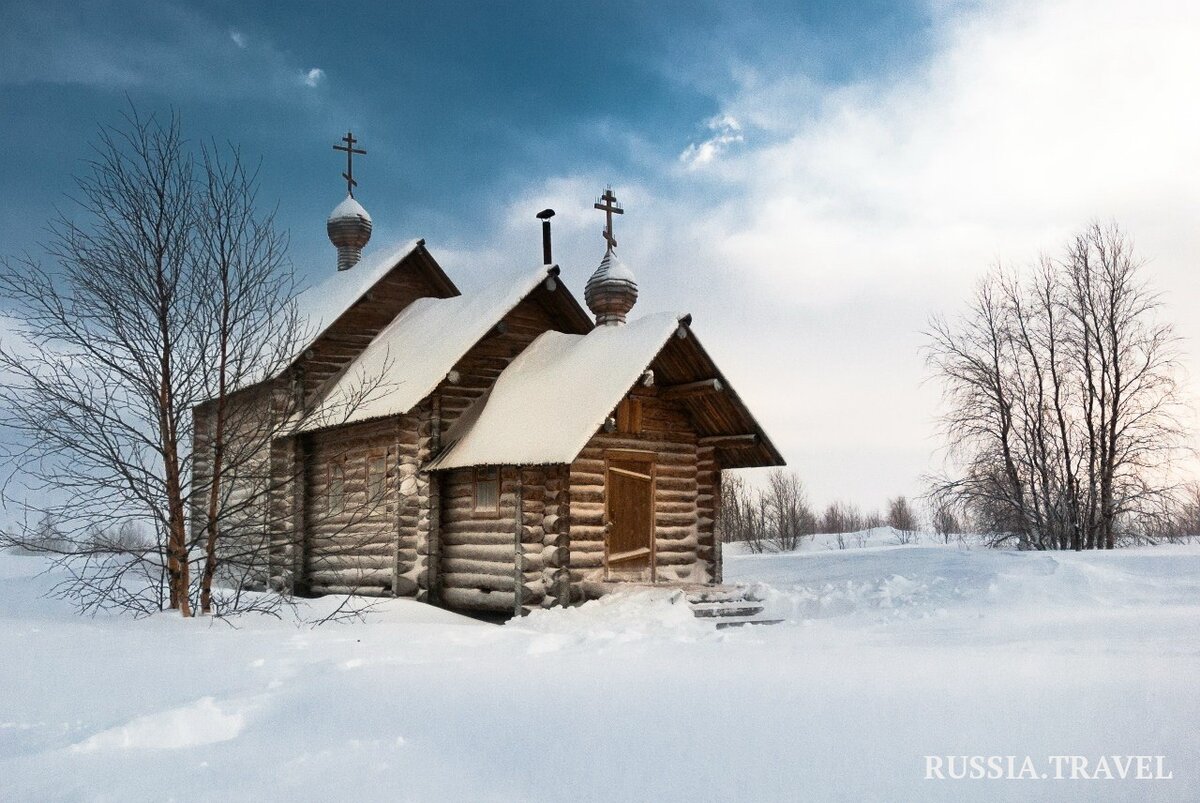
[327,195,373,271]
[585,249,638,326]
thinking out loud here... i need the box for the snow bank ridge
[72,697,246,752]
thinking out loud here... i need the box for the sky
[2,0,1200,513]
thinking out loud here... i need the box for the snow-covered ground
[2,540,1198,801]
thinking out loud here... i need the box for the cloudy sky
[3,0,1199,511]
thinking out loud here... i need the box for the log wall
[437,294,559,427]
[697,445,721,585]
[568,389,716,599]
[190,382,280,591]
[267,429,304,593]
[288,398,441,599]
[300,413,418,597]
[437,464,571,614]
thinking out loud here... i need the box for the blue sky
[0,0,933,271]
[4,0,1200,511]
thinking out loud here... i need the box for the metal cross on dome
[333,131,367,197]
[594,187,624,251]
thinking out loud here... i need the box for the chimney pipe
[537,208,555,265]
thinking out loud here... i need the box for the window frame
[366,449,393,513]
[327,459,346,516]
[472,466,500,517]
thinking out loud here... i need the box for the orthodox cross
[594,187,624,251]
[333,131,367,197]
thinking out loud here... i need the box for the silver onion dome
[585,249,638,326]
[327,195,373,271]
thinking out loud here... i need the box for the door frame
[602,449,657,582]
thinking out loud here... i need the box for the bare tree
[887,496,918,543]
[820,500,863,534]
[1153,482,1200,543]
[930,496,962,544]
[718,473,769,553]
[717,470,815,553]
[926,223,1187,549]
[0,106,304,616]
[191,141,298,614]
[764,469,815,551]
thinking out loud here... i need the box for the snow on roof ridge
[429,311,686,469]
[296,263,559,433]
[295,238,421,343]
[223,239,426,395]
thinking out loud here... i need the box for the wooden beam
[607,546,651,565]
[699,434,758,449]
[660,378,723,401]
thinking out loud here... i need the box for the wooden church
[192,133,783,617]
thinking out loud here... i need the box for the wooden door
[605,452,655,579]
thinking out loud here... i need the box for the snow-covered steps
[685,587,783,628]
[578,580,784,626]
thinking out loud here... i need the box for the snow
[517,588,712,645]
[430,311,685,469]
[327,194,372,224]
[291,239,422,362]
[589,249,636,285]
[723,525,986,555]
[2,543,1198,801]
[226,239,429,393]
[72,697,245,752]
[298,265,558,432]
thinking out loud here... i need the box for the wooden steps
[685,586,782,628]
[582,580,783,627]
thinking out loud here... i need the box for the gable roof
[220,240,459,397]
[290,239,458,367]
[296,264,570,433]
[428,313,687,469]
[647,325,786,469]
[427,313,786,471]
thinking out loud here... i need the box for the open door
[604,451,655,580]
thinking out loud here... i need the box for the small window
[328,462,345,515]
[368,453,389,506]
[474,467,499,514]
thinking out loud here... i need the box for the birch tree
[0,107,303,615]
[926,223,1186,549]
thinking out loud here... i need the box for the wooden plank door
[605,452,655,579]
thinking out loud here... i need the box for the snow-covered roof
[294,239,421,348]
[428,312,686,469]
[328,195,372,224]
[223,240,437,396]
[296,264,561,433]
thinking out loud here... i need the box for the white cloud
[705,0,1200,301]
[301,67,325,88]
[479,0,1200,508]
[229,30,247,49]
[679,114,744,168]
